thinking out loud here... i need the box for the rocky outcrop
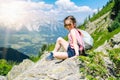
[5,31,120,80]
[95,32,120,53]
[85,12,112,34]
[94,32,120,77]
[7,59,34,80]
[0,76,6,80]
[6,54,84,80]
[110,32,120,48]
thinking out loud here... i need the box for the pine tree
[113,0,120,16]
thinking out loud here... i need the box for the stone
[7,59,34,80]
[95,32,120,53]
[7,55,83,80]
[85,12,111,34]
[0,76,6,80]
[94,32,120,77]
[111,32,120,47]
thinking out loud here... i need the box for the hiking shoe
[45,52,54,61]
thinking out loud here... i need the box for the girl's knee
[52,52,58,58]
[57,37,63,43]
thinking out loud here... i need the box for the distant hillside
[0,47,29,62]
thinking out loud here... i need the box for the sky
[0,0,109,31]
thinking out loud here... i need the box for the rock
[94,40,111,53]
[7,59,35,80]
[0,76,6,80]
[85,21,96,34]
[94,32,120,77]
[7,55,84,80]
[85,12,111,34]
[95,32,120,53]
[6,12,120,80]
[111,32,120,48]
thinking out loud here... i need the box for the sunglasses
[64,23,71,27]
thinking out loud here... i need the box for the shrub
[108,48,120,77]
[92,26,120,49]
[108,21,120,32]
[79,52,109,79]
[47,44,55,51]
[29,56,39,62]
[38,44,48,57]
[108,12,120,32]
[0,59,13,76]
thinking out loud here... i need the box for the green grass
[108,12,120,32]
[92,27,120,49]
[0,59,17,76]
[29,55,40,62]
[108,48,120,77]
[79,51,109,79]
[47,43,55,51]
[78,24,86,30]
[79,49,120,79]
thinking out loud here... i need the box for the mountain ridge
[0,47,29,62]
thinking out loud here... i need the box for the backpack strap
[75,29,85,51]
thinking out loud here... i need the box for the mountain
[0,47,29,62]
[0,23,67,56]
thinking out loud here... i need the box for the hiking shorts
[67,45,76,58]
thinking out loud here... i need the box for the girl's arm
[70,29,79,56]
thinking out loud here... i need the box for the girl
[46,16,86,60]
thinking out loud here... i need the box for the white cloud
[55,0,95,13]
[0,0,55,31]
[0,0,97,31]
[54,0,97,24]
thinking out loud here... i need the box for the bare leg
[52,37,69,59]
[53,52,68,59]
[53,37,69,52]
[46,37,69,60]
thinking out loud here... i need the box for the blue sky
[71,0,109,9]
[0,0,109,31]
[31,0,109,23]
[32,0,109,9]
